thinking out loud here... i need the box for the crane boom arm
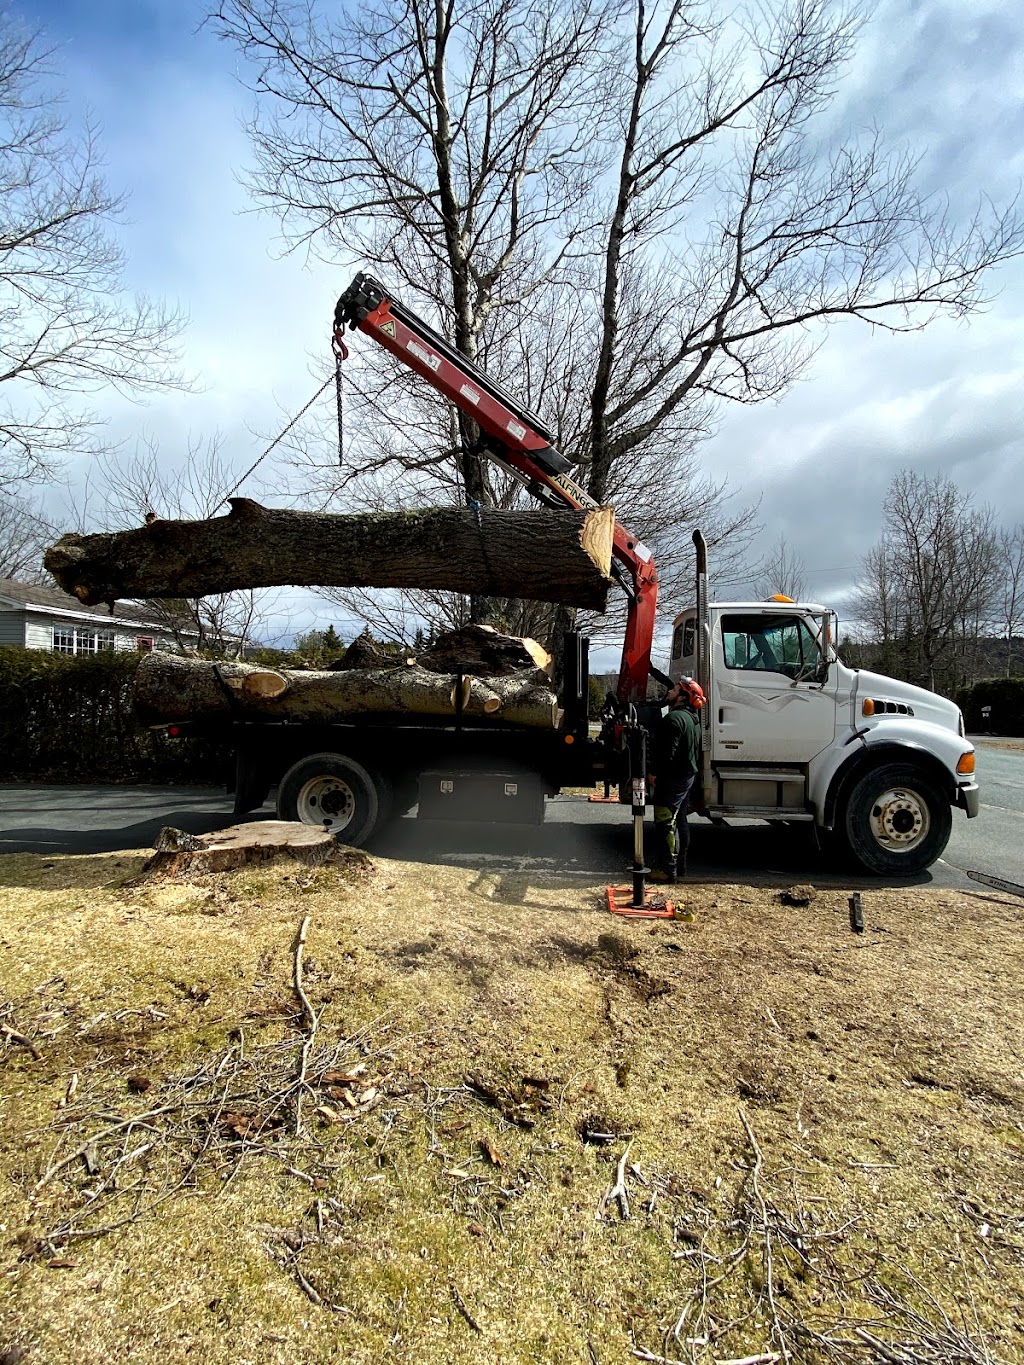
[334,272,659,702]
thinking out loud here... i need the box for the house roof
[0,578,200,638]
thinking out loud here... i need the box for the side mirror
[817,611,833,682]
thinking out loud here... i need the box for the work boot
[649,865,677,885]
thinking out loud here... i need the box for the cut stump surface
[141,821,343,880]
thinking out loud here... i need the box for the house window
[137,637,154,652]
[52,626,115,655]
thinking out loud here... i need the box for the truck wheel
[277,752,391,847]
[842,762,951,876]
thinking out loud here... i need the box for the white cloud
[16,0,1024,647]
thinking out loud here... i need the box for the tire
[841,762,951,877]
[276,752,392,847]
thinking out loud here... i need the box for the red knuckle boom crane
[334,273,663,705]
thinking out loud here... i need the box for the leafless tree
[82,435,279,657]
[211,0,757,641]
[850,470,999,693]
[0,491,52,582]
[847,540,905,679]
[997,523,1024,676]
[752,532,806,601]
[213,0,1022,651]
[0,14,186,493]
[583,1,1020,500]
[211,0,614,514]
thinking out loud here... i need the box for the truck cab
[668,600,979,875]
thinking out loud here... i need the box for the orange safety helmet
[674,676,706,710]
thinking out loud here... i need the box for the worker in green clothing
[648,677,705,883]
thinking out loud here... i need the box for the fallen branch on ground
[599,1140,634,1220]
[292,914,320,1136]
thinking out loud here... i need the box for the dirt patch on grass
[2,850,1024,1363]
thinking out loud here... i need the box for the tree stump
[139,821,347,879]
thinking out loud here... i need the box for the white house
[0,578,202,655]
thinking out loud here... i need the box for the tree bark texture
[134,654,559,730]
[45,499,614,610]
[414,624,551,677]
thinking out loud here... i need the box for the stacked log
[134,654,559,730]
[414,623,551,678]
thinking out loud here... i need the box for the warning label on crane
[407,339,442,371]
[379,320,397,338]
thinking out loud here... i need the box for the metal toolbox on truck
[417,770,545,824]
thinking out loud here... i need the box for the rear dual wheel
[277,752,391,847]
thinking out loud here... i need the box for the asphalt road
[1,737,1018,893]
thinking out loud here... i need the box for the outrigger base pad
[605,885,681,920]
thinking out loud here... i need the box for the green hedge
[955,677,1024,737]
[0,647,228,783]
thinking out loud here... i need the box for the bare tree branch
[849,470,1000,694]
[211,0,1021,650]
[0,15,187,491]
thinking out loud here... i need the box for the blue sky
[14,0,1024,658]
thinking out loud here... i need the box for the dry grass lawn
[1,832,1023,1364]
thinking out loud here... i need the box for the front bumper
[957,782,980,818]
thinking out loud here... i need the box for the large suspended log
[45,500,615,610]
[133,654,559,730]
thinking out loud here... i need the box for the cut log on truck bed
[414,624,552,678]
[44,500,615,610]
[133,654,560,730]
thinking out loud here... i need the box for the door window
[721,614,821,680]
[671,619,697,661]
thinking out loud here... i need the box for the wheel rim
[296,775,356,831]
[868,786,930,853]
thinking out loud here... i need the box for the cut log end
[579,505,615,577]
[240,670,290,700]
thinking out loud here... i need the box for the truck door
[714,612,837,763]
